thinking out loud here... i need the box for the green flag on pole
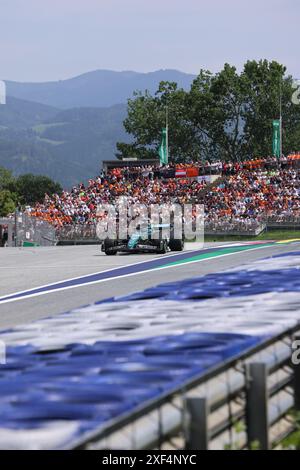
[158,127,168,165]
[272,119,281,158]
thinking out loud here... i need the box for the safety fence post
[292,333,300,412]
[245,363,269,450]
[185,397,209,450]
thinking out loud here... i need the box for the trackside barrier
[57,225,97,244]
[16,213,56,247]
[205,223,266,237]
[55,218,299,244]
[67,326,300,450]
[1,213,57,247]
[56,222,265,244]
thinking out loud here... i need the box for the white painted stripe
[0,244,277,305]
[0,248,188,301]
[0,243,236,301]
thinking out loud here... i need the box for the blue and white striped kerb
[0,252,299,449]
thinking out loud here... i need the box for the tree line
[0,167,62,216]
[116,60,300,162]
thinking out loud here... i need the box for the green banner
[272,119,281,158]
[158,128,168,165]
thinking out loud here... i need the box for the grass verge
[204,230,300,242]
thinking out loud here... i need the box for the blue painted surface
[105,267,300,303]
[0,333,260,437]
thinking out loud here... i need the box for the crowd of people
[102,154,300,179]
[30,177,208,227]
[28,155,300,233]
[201,167,300,231]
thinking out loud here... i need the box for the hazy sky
[0,0,299,82]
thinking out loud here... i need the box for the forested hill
[0,98,128,187]
[0,69,195,187]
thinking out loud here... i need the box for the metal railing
[57,225,98,244]
[265,216,300,230]
[56,220,266,242]
[204,220,265,236]
[55,214,300,244]
[66,327,300,450]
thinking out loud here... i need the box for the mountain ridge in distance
[5,69,196,109]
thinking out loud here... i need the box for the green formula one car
[101,224,184,255]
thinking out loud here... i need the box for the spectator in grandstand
[28,155,300,232]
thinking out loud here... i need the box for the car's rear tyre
[104,239,117,255]
[168,239,184,251]
[157,239,168,254]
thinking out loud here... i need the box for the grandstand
[25,154,300,242]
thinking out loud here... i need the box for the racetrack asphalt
[0,240,299,329]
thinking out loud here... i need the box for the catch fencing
[69,327,300,450]
[55,216,299,244]
[6,214,298,246]
[15,213,56,246]
[57,225,98,244]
